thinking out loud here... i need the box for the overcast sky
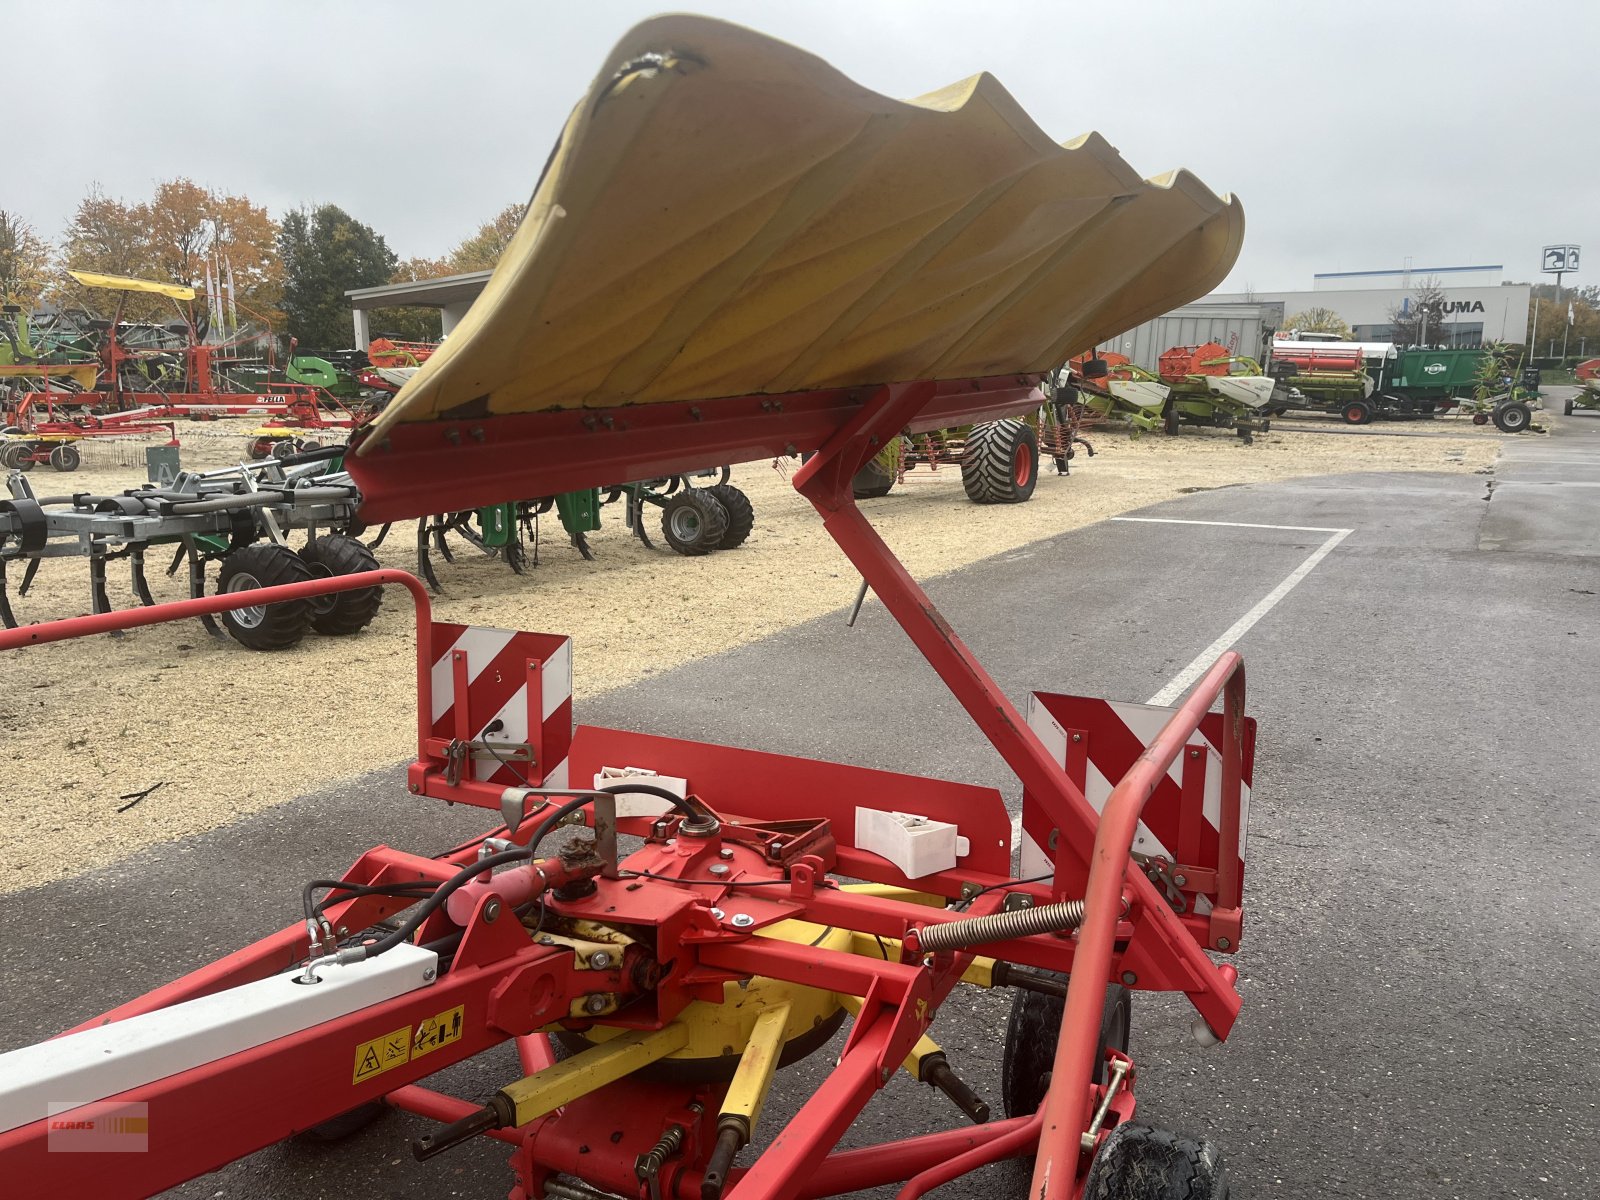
[11,0,1597,293]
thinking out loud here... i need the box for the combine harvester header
[0,16,1256,1200]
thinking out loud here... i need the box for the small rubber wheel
[48,442,82,472]
[1082,1122,1229,1200]
[298,534,383,635]
[215,543,316,650]
[1001,979,1131,1118]
[707,483,754,549]
[270,439,298,461]
[1492,402,1531,433]
[1163,401,1181,436]
[1565,398,1575,416]
[1343,400,1371,425]
[0,441,29,470]
[299,439,323,455]
[245,436,273,460]
[851,456,896,499]
[292,1100,389,1144]
[961,418,1039,503]
[1472,412,1489,426]
[659,488,728,556]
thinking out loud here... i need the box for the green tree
[1282,307,1350,339]
[278,205,397,347]
[0,211,53,308]
[450,203,523,271]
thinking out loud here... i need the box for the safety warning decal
[352,1025,411,1085]
[412,1004,465,1060]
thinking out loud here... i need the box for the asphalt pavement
[3,403,1597,1199]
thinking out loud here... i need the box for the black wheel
[1492,402,1531,433]
[270,439,297,461]
[1163,401,1181,436]
[292,1100,389,1144]
[298,534,383,636]
[851,456,896,499]
[1082,1122,1229,1200]
[215,543,316,650]
[1001,980,1131,1119]
[299,439,323,455]
[707,484,754,549]
[0,441,28,470]
[961,418,1039,504]
[1472,412,1490,426]
[1342,400,1371,425]
[659,488,728,556]
[1565,398,1575,416]
[49,442,82,472]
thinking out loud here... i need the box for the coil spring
[636,1123,687,1180]
[917,899,1088,954]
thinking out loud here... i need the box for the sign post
[1539,245,1580,363]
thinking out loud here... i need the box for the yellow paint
[411,1004,465,1060]
[0,363,100,389]
[351,1025,412,1085]
[719,1001,790,1132]
[501,1024,690,1126]
[66,269,196,301]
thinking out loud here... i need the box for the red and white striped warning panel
[427,622,573,790]
[1019,692,1255,913]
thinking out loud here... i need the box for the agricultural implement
[1562,359,1598,416]
[1061,353,1171,433]
[0,450,376,645]
[0,16,1253,1200]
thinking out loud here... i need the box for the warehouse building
[1208,265,1531,347]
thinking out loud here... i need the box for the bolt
[1120,971,1137,986]
[423,967,436,982]
[719,848,735,860]
[731,913,755,928]
[1189,749,1200,759]
[1173,873,1188,887]
[709,863,730,877]
[1216,936,1232,950]
[1047,828,1059,851]
[590,951,613,970]
[409,783,421,793]
[710,908,725,921]
[484,899,502,923]
[1071,733,1082,743]
[769,840,786,855]
[584,994,609,1015]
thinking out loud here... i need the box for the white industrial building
[1208,265,1531,347]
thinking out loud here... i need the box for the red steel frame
[0,376,1248,1200]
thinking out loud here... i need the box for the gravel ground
[0,419,1500,891]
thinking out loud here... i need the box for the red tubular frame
[0,375,1250,1200]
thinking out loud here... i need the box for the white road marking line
[1145,527,1352,706]
[1112,516,1347,533]
[1006,517,1353,850]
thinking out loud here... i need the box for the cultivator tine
[130,546,156,607]
[416,518,444,594]
[183,538,221,637]
[165,543,186,577]
[0,559,17,629]
[366,522,392,551]
[627,487,655,549]
[88,546,113,616]
[18,556,39,597]
[571,530,594,561]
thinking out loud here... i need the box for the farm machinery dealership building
[1211,264,1531,347]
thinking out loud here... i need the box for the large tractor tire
[298,534,383,636]
[851,456,897,499]
[1082,1123,1229,1200]
[660,487,728,556]
[216,543,316,650]
[1001,979,1131,1118]
[1492,402,1531,433]
[707,484,754,549]
[961,418,1039,504]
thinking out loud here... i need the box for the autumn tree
[450,203,524,271]
[0,211,53,308]
[278,205,397,347]
[367,256,455,344]
[1282,306,1351,339]
[57,181,281,323]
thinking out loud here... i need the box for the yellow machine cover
[66,270,197,302]
[365,15,1242,443]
